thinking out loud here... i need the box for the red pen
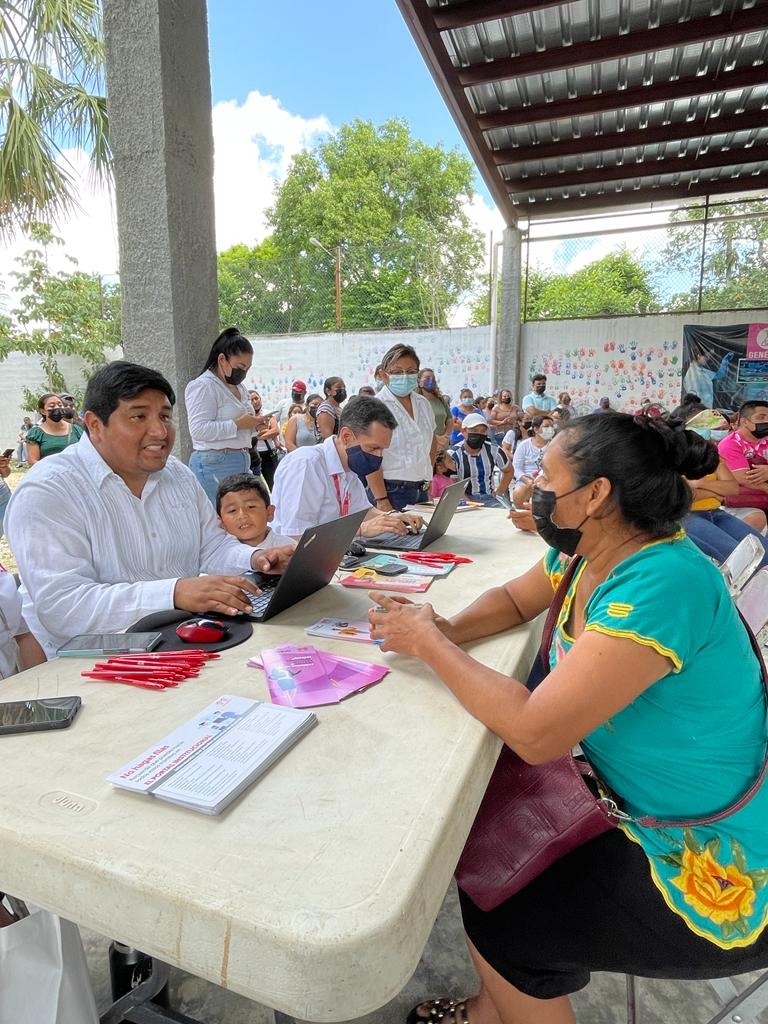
[81,672,172,690]
[92,664,187,679]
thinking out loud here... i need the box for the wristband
[374,496,389,503]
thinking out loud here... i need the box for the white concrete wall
[241,326,492,410]
[521,309,768,415]
[5,311,768,448]
[0,353,102,452]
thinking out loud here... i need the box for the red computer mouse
[175,618,229,644]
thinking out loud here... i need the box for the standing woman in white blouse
[185,327,264,504]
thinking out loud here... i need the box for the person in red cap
[275,380,308,426]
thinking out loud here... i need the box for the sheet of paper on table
[255,643,389,708]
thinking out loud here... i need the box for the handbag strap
[536,554,768,831]
[537,555,583,674]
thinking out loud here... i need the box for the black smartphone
[2,448,13,458]
[0,696,82,735]
[372,560,409,576]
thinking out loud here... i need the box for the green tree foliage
[246,118,485,331]
[659,200,768,310]
[0,223,120,402]
[0,0,110,238]
[524,251,657,320]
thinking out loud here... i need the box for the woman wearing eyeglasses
[364,343,437,512]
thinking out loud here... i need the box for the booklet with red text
[106,694,316,815]
[339,568,432,592]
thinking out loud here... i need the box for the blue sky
[207,1,466,157]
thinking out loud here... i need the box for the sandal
[406,997,470,1024]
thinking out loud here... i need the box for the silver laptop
[242,510,367,620]
[364,480,468,551]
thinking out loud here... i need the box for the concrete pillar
[497,225,522,398]
[102,0,217,456]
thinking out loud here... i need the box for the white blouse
[184,369,253,451]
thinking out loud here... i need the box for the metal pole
[334,245,342,332]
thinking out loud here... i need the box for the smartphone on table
[0,696,82,735]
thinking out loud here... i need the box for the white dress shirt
[4,435,254,658]
[184,370,253,450]
[0,566,24,678]
[378,386,434,482]
[270,436,371,536]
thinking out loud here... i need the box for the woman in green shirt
[25,393,84,464]
[370,413,768,1024]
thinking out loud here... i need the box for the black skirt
[459,828,768,1000]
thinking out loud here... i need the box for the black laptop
[364,480,468,551]
[243,509,368,620]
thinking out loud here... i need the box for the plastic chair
[719,534,764,596]
[626,971,768,1024]
[737,568,768,638]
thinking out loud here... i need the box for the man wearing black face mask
[444,414,513,507]
[270,396,424,540]
[719,400,768,513]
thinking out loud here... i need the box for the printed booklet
[339,568,432,593]
[305,617,377,643]
[248,643,389,707]
[106,694,316,815]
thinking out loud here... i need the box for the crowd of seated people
[5,343,768,1024]
[3,341,767,675]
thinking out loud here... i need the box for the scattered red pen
[81,672,173,690]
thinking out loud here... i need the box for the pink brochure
[258,644,388,708]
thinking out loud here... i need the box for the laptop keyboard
[368,531,422,549]
[243,573,281,617]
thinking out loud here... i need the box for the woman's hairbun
[559,411,718,538]
[634,414,718,478]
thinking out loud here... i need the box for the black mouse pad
[126,609,253,652]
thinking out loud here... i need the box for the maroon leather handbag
[455,557,768,912]
[454,557,617,911]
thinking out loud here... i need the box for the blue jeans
[0,478,10,540]
[381,481,429,510]
[189,449,249,506]
[684,509,768,568]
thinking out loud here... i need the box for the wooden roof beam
[493,109,768,165]
[458,6,768,86]
[476,65,768,132]
[502,142,768,190]
[433,0,568,31]
[515,176,768,220]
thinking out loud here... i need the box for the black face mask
[225,366,247,387]
[308,406,318,419]
[46,407,72,423]
[530,484,590,556]
[465,433,486,450]
[292,391,304,403]
[750,422,768,439]
[333,388,347,403]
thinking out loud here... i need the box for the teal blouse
[544,536,768,948]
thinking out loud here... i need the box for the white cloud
[211,91,332,250]
[0,90,333,309]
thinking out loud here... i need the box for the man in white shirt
[520,374,557,420]
[271,396,423,539]
[5,361,294,659]
[274,379,308,426]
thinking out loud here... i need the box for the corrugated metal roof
[396,0,768,223]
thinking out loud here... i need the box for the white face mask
[540,426,555,441]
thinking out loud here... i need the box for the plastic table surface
[0,510,547,1022]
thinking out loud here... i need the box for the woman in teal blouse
[369,413,768,1024]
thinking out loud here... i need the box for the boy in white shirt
[216,474,296,550]
[0,565,44,678]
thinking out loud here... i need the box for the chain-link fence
[520,195,768,322]
[217,237,480,335]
